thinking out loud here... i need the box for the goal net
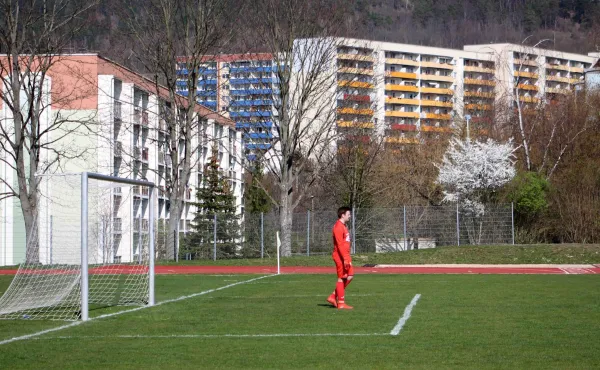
[0,173,155,321]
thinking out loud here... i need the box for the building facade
[176,54,279,161]
[324,38,596,148]
[0,54,242,266]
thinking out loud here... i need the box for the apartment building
[324,38,596,149]
[0,54,241,266]
[176,54,279,161]
[464,43,595,108]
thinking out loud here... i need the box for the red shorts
[333,253,354,279]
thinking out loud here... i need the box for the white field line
[36,333,389,340]
[390,294,421,336]
[0,274,274,346]
[207,293,380,299]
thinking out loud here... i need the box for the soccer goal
[0,172,155,321]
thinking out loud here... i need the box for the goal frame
[81,172,155,321]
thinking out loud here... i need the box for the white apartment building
[304,37,596,148]
[0,54,242,266]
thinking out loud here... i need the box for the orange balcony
[385,97,420,105]
[385,111,420,118]
[514,71,539,79]
[419,74,454,82]
[386,71,417,79]
[337,53,374,62]
[569,67,584,73]
[420,87,453,95]
[385,58,419,67]
[513,59,538,67]
[421,125,453,133]
[337,121,375,129]
[546,63,570,72]
[546,75,570,83]
[464,91,494,98]
[570,78,583,84]
[420,61,454,70]
[545,87,570,95]
[385,84,419,92]
[338,67,374,75]
[518,96,540,104]
[338,80,374,89]
[420,100,453,108]
[423,113,451,120]
[390,124,417,131]
[385,136,419,144]
[465,104,492,111]
[516,84,538,91]
[464,78,496,86]
[464,66,495,73]
[337,107,374,115]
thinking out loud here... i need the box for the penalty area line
[390,294,421,336]
[36,332,389,340]
[0,274,275,346]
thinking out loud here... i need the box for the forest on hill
[82,0,600,60]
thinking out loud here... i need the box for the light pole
[465,114,471,141]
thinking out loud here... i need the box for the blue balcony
[235,121,273,129]
[229,66,273,73]
[246,143,272,150]
[229,78,277,85]
[247,154,257,161]
[200,101,217,109]
[230,111,272,118]
[196,90,217,96]
[244,132,273,139]
[197,79,217,86]
[230,88,274,95]
[177,68,217,76]
[229,99,273,107]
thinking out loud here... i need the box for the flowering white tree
[437,137,517,216]
[437,137,517,244]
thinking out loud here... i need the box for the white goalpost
[0,172,155,321]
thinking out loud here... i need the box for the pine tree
[184,147,240,259]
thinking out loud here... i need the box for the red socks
[335,281,345,302]
[344,278,352,288]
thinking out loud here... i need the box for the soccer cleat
[327,294,337,307]
[337,302,353,310]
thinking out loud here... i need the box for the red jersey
[332,220,351,262]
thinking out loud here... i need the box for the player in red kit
[327,207,354,309]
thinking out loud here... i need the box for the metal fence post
[403,206,408,251]
[456,203,460,246]
[511,202,515,245]
[351,206,356,254]
[213,214,217,261]
[260,212,264,258]
[307,210,310,256]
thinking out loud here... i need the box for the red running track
[1,265,599,275]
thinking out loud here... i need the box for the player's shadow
[317,303,337,309]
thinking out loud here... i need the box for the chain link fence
[171,204,514,260]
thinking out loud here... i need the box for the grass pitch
[0,273,599,369]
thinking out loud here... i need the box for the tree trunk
[279,189,293,257]
[167,199,183,260]
[20,191,39,263]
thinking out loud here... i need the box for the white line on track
[0,274,275,346]
[390,294,421,336]
[36,333,389,340]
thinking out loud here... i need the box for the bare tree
[240,0,355,256]
[0,0,98,261]
[125,0,235,259]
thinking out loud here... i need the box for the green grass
[161,244,600,266]
[1,273,599,369]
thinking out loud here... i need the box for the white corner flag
[276,231,281,275]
